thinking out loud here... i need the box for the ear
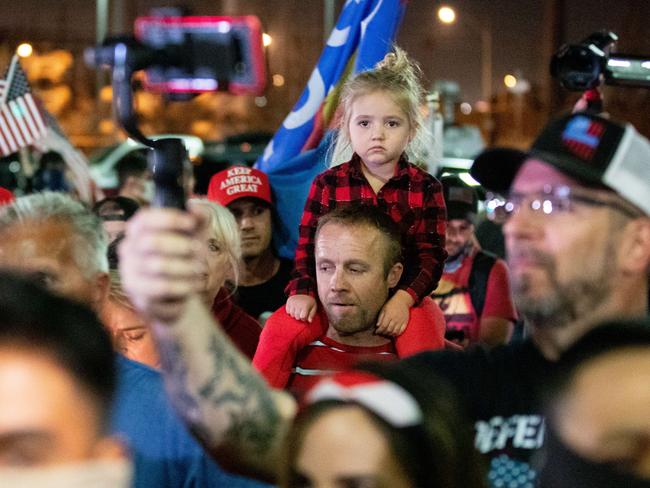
[386,262,403,288]
[618,218,650,274]
[92,272,111,313]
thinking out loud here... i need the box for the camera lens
[550,44,603,91]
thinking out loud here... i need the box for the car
[89,134,205,191]
[195,131,272,194]
[89,132,273,195]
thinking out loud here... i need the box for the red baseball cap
[207,166,272,206]
[0,187,14,206]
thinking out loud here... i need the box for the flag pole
[0,55,19,105]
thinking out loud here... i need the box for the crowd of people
[0,44,648,488]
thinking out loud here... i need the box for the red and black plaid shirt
[286,154,447,302]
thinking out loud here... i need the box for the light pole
[437,5,492,103]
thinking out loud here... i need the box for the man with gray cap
[432,175,517,347]
[118,112,650,486]
[398,112,650,485]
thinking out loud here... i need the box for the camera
[134,15,266,96]
[550,30,650,91]
[86,15,266,98]
[85,15,267,209]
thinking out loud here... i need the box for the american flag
[561,115,605,161]
[0,56,47,156]
[32,109,104,204]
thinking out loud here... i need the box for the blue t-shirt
[110,355,272,488]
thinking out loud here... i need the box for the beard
[510,247,614,330]
[324,302,377,336]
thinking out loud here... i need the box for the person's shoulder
[264,307,324,332]
[112,355,177,424]
[261,307,328,346]
[471,249,499,269]
[473,250,510,281]
[404,163,442,188]
[264,307,298,328]
[115,354,163,390]
[403,160,432,176]
[317,161,352,179]
[490,255,509,274]
[112,355,196,447]
[400,340,539,376]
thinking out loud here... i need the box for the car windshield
[89,145,120,165]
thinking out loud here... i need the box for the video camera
[551,30,650,91]
[86,15,266,98]
[85,15,266,209]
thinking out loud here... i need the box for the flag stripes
[0,56,47,156]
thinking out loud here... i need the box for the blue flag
[256,0,407,258]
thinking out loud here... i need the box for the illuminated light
[169,79,218,91]
[254,96,268,107]
[608,59,631,68]
[263,33,273,47]
[217,21,231,33]
[98,118,114,135]
[240,142,252,153]
[272,74,285,87]
[641,61,650,70]
[459,102,472,115]
[437,6,456,24]
[458,172,481,187]
[99,85,113,103]
[588,45,605,57]
[504,74,517,88]
[531,200,541,211]
[542,200,553,214]
[16,43,33,58]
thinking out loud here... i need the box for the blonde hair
[107,269,133,310]
[330,46,430,167]
[187,198,242,288]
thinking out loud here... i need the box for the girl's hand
[286,294,318,322]
[376,291,414,336]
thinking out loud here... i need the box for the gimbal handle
[109,42,187,210]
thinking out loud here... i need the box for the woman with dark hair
[281,363,486,488]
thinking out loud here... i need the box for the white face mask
[0,459,133,488]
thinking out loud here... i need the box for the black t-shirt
[234,258,293,320]
[398,340,553,488]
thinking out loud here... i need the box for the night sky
[399,0,650,103]
[2,0,650,136]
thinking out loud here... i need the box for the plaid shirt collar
[348,152,411,181]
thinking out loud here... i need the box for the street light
[437,6,456,24]
[436,5,492,103]
[16,43,33,58]
[504,74,517,88]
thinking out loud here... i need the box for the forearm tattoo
[196,334,280,453]
[158,339,202,421]
[156,320,282,459]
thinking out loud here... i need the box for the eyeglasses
[485,185,643,222]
